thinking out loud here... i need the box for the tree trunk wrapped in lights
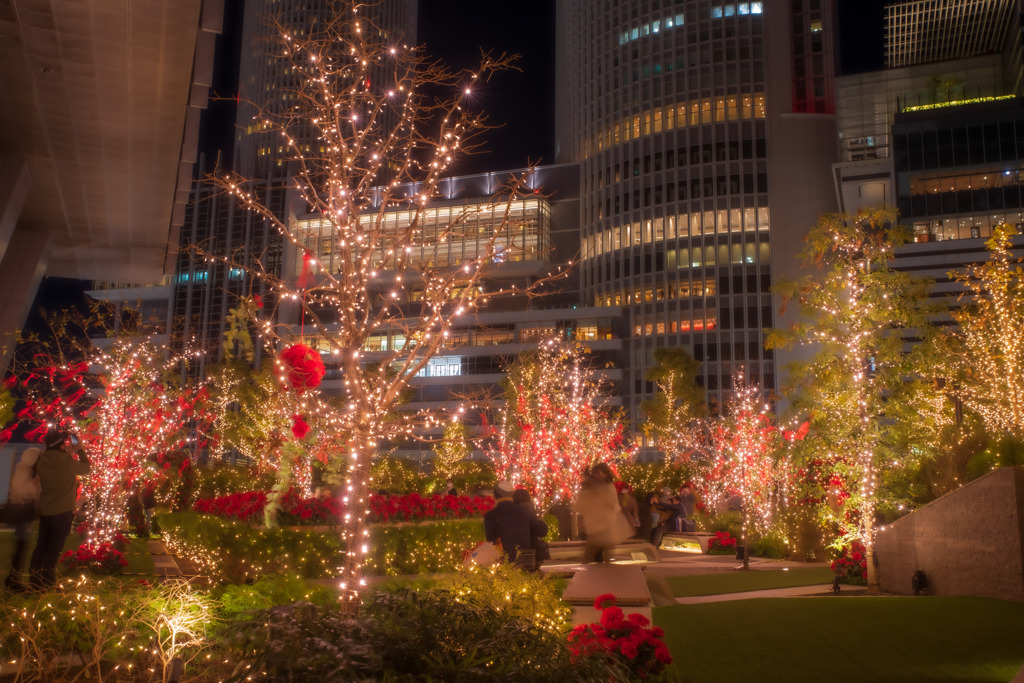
[198,1,567,602]
[767,207,932,592]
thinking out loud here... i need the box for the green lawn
[654,596,1024,682]
[667,567,835,597]
[0,531,155,577]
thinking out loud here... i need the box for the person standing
[444,478,458,497]
[512,487,550,570]
[616,482,641,538]
[4,447,42,590]
[484,481,547,567]
[29,431,90,589]
[651,495,684,549]
[578,463,630,563]
[678,483,697,531]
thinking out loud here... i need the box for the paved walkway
[544,547,835,625]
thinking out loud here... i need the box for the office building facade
[555,0,840,443]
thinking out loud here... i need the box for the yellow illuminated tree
[768,207,932,592]
[945,223,1024,436]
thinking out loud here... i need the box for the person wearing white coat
[4,447,41,590]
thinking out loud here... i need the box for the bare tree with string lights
[195,1,569,602]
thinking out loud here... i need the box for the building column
[0,228,50,374]
[0,156,32,259]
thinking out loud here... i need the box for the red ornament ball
[279,344,326,392]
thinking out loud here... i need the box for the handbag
[464,540,502,567]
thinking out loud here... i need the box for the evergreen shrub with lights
[0,576,218,682]
[223,586,625,682]
[162,511,514,579]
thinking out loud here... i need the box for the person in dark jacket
[29,430,90,589]
[513,487,550,570]
[484,481,547,566]
[650,496,685,549]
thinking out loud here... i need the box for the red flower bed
[193,490,269,523]
[831,540,868,585]
[192,490,493,524]
[368,492,495,523]
[568,593,672,679]
[707,530,737,551]
[60,542,128,575]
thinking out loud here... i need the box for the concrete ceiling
[0,0,222,284]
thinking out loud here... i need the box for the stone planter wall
[875,467,1024,601]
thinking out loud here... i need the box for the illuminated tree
[640,347,706,461]
[13,334,212,544]
[433,419,472,481]
[943,223,1024,436]
[768,207,932,591]
[702,370,797,569]
[488,342,633,516]
[197,1,566,600]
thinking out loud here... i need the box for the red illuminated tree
[488,342,634,517]
[702,370,801,568]
[12,336,212,544]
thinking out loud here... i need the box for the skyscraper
[555,0,840,442]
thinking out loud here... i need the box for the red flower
[291,414,311,439]
[279,344,326,392]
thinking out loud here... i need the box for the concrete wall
[875,467,1024,601]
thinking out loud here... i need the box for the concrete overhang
[0,0,223,284]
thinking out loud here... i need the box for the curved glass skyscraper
[555,0,840,440]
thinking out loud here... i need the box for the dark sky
[836,0,888,75]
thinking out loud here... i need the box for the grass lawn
[0,530,155,577]
[654,596,1024,682]
[667,567,835,597]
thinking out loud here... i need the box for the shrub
[367,518,487,575]
[435,562,573,635]
[216,573,338,622]
[193,464,275,500]
[0,576,220,682]
[162,512,493,579]
[159,512,342,582]
[749,533,788,559]
[223,587,623,682]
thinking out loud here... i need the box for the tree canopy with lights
[200,0,567,599]
[945,223,1024,436]
[767,207,932,590]
[488,342,633,513]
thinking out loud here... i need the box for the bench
[661,531,715,553]
[546,538,659,563]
